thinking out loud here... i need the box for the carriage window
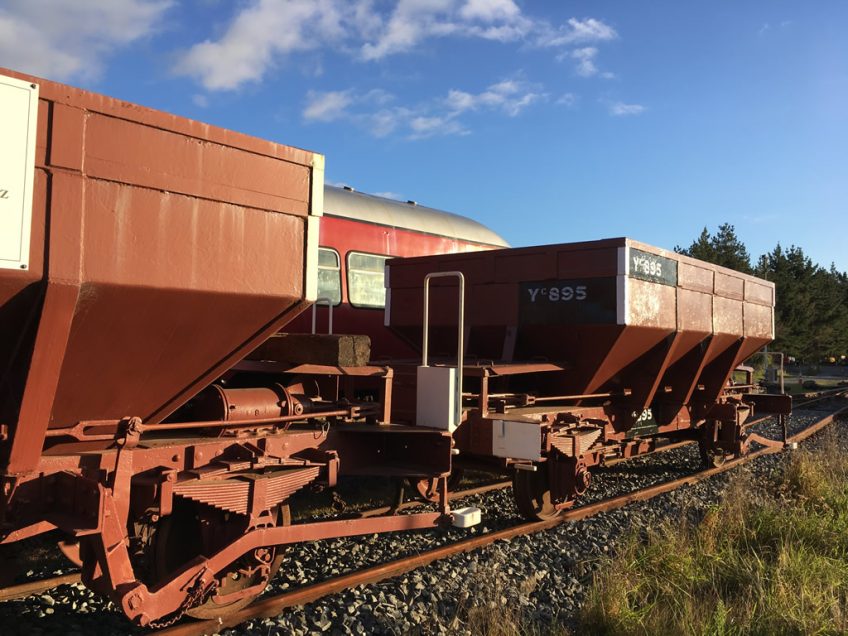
[347,252,389,309]
[317,248,341,305]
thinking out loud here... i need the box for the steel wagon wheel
[150,501,291,620]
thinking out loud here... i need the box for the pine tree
[675,224,752,273]
[756,244,816,359]
[675,228,714,261]
[710,223,752,274]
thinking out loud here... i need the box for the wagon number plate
[519,277,617,325]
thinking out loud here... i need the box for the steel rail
[793,387,848,409]
[154,402,848,636]
[0,573,81,602]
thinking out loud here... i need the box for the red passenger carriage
[288,185,508,359]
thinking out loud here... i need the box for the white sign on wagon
[0,74,38,271]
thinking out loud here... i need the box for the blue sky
[2,1,846,271]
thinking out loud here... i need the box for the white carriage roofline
[324,185,509,248]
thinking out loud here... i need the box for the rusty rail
[793,386,848,409]
[0,573,81,602]
[154,402,847,636]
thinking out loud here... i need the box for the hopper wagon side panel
[0,69,324,474]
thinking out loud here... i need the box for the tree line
[675,224,847,363]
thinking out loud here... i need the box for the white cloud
[303,90,354,122]
[301,77,543,140]
[302,89,432,139]
[446,89,476,112]
[536,17,617,48]
[556,44,616,78]
[459,0,521,22]
[368,108,409,137]
[362,4,617,60]
[302,89,405,135]
[445,79,544,117]
[571,47,599,77]
[557,93,577,107]
[503,92,542,115]
[178,1,618,90]
[359,8,616,61]
[609,101,645,116]
[175,0,354,90]
[362,88,395,105]
[0,0,171,80]
[360,0,461,61]
[409,115,468,140]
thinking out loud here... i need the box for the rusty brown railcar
[385,239,791,518]
[0,70,454,626]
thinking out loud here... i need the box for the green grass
[578,431,848,635]
[782,378,845,396]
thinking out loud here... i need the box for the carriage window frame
[316,247,342,307]
[346,251,390,309]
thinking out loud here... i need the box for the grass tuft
[579,429,848,635]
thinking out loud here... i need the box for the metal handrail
[422,271,465,423]
[311,297,334,335]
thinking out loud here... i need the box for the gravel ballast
[0,406,842,635]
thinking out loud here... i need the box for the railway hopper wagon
[287,185,509,360]
[0,70,460,626]
[386,239,792,519]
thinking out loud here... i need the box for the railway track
[0,573,81,603]
[2,391,844,629]
[155,399,847,636]
[0,479,518,605]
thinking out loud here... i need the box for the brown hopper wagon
[386,239,791,518]
[0,70,455,626]
[0,68,790,626]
